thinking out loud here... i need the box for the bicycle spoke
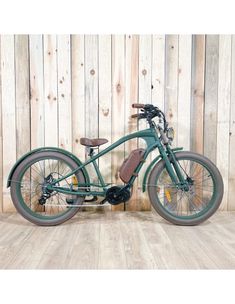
[18,156,83,218]
[154,156,215,218]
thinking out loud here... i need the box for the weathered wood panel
[0,37,2,212]
[15,35,30,158]
[111,35,125,211]
[152,35,165,110]
[84,35,99,184]
[125,35,139,211]
[57,35,72,151]
[165,35,179,146]
[71,35,85,159]
[228,35,235,211]
[1,35,16,211]
[178,35,192,151]
[138,35,152,211]
[191,35,205,154]
[44,35,58,147]
[204,35,219,163]
[216,35,232,211]
[0,34,235,212]
[29,35,44,149]
[98,35,112,188]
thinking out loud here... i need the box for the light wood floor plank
[0,211,235,269]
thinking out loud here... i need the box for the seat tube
[90,155,106,188]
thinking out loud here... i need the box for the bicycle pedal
[84,196,98,202]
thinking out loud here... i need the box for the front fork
[160,145,189,191]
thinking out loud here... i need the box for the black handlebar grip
[132,103,145,109]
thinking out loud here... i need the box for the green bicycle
[7,104,223,226]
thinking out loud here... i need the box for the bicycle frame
[46,126,185,197]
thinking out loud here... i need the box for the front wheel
[147,151,224,225]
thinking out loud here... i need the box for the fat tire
[147,151,224,226]
[10,151,85,226]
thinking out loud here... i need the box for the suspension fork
[159,145,186,186]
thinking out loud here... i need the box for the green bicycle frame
[47,127,185,196]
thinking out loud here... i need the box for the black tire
[147,151,224,225]
[10,151,85,226]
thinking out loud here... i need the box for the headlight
[166,127,174,142]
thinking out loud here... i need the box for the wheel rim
[152,157,216,219]
[16,156,83,220]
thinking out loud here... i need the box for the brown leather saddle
[80,137,108,147]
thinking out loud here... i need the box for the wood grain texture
[125,35,139,211]
[152,35,165,111]
[71,35,85,160]
[111,35,125,211]
[138,35,152,211]
[98,35,112,189]
[29,35,44,149]
[178,35,192,150]
[57,35,72,151]
[1,211,235,269]
[228,35,235,211]
[1,35,16,212]
[165,35,179,146]
[15,35,30,158]
[0,37,2,212]
[191,35,205,154]
[85,35,98,140]
[84,35,99,182]
[44,35,58,147]
[204,35,219,162]
[217,35,232,210]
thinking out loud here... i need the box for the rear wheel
[147,152,224,225]
[10,151,85,226]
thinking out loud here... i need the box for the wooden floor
[0,210,235,269]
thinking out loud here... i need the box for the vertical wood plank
[1,35,16,212]
[15,35,30,158]
[111,35,125,211]
[152,35,165,111]
[57,35,72,151]
[44,35,58,147]
[165,35,179,146]
[217,35,232,210]
[178,35,192,151]
[139,35,152,107]
[125,35,139,211]
[191,35,205,154]
[138,35,152,211]
[0,37,2,212]
[228,35,235,211]
[84,35,98,182]
[29,35,44,149]
[98,35,112,190]
[85,35,98,139]
[71,35,85,159]
[204,35,219,163]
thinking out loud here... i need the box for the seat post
[86,147,95,157]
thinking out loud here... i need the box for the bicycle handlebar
[131,103,168,131]
[132,103,145,109]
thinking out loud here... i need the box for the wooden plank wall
[0,34,234,212]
